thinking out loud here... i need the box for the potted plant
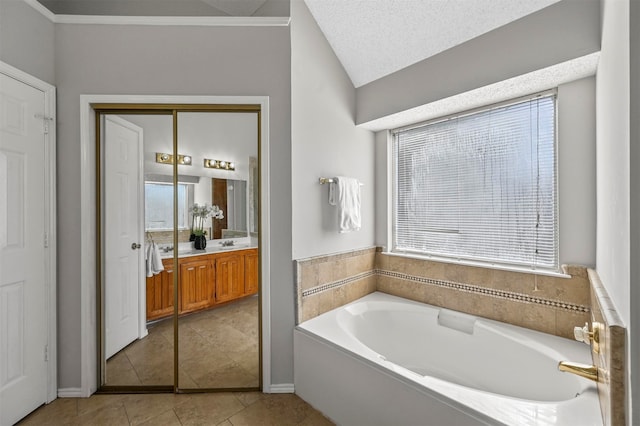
[189,203,224,250]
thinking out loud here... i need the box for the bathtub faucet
[558,361,598,382]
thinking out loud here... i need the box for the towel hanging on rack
[145,235,164,277]
[328,176,361,233]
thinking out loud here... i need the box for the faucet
[558,361,598,382]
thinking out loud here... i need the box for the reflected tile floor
[18,392,335,425]
[106,296,260,388]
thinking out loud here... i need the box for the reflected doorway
[97,105,261,392]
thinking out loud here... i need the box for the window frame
[389,90,560,273]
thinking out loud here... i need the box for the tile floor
[19,297,336,425]
[106,296,259,389]
[18,392,335,425]
[19,297,333,426]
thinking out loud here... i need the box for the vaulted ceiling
[304,0,561,87]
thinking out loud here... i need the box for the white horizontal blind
[393,94,557,270]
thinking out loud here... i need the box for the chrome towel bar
[319,177,364,185]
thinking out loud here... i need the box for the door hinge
[44,344,49,362]
[44,232,49,248]
[35,114,53,135]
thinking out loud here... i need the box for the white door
[104,115,144,359]
[0,73,48,424]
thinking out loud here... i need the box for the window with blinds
[392,93,558,270]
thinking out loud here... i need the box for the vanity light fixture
[155,152,192,165]
[204,158,235,171]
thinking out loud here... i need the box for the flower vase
[189,233,196,242]
[194,235,207,250]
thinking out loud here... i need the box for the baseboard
[57,387,86,398]
[267,383,295,393]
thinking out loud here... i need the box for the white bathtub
[294,292,602,426]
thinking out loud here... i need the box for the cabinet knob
[131,243,142,250]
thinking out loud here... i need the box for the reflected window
[145,182,189,230]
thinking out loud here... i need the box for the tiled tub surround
[376,253,591,340]
[295,247,377,324]
[588,269,626,426]
[296,249,591,338]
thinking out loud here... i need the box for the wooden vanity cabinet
[214,251,245,303]
[146,258,175,321]
[145,248,259,321]
[244,250,259,296]
[180,257,215,314]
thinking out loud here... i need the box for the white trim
[57,388,86,398]
[80,94,271,395]
[267,383,295,394]
[21,1,291,27]
[0,61,57,404]
[22,0,56,22]
[80,98,98,397]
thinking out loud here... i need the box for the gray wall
[631,1,640,423]
[356,0,601,127]
[596,0,630,326]
[557,77,597,267]
[290,1,375,260]
[0,0,55,84]
[54,23,292,387]
[598,0,635,423]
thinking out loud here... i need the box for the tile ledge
[588,269,626,328]
[381,251,572,278]
[295,246,377,263]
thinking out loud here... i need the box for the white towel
[145,242,164,277]
[329,176,361,233]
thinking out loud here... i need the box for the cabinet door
[214,252,245,303]
[244,250,259,295]
[146,259,175,321]
[180,258,214,314]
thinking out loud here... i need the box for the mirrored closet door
[101,113,176,388]
[98,106,261,392]
[176,111,260,389]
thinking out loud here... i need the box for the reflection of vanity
[146,246,258,321]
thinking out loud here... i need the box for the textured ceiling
[303,0,561,87]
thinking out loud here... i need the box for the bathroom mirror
[176,111,260,390]
[143,176,249,242]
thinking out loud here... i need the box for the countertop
[160,244,257,259]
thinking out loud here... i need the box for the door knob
[131,243,141,250]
